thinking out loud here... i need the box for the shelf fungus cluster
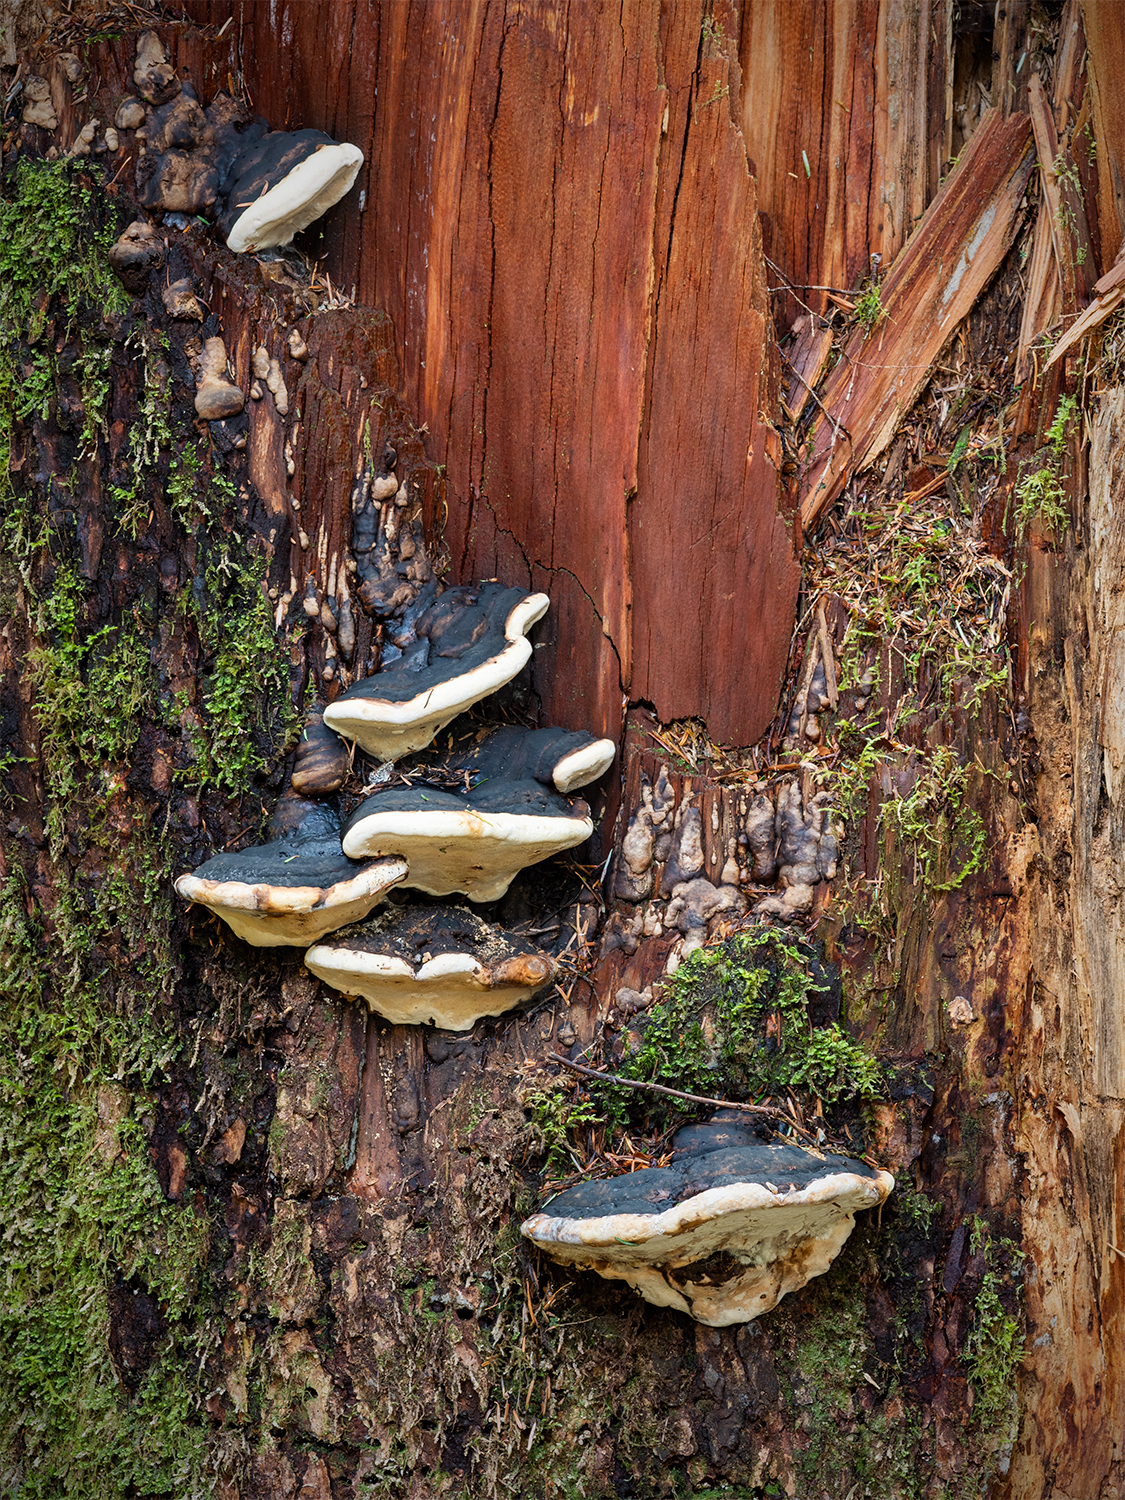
[522,1112,895,1325]
[176,586,616,1030]
[107,32,363,270]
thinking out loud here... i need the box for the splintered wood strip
[1028,74,1095,317]
[785,317,835,420]
[800,108,1035,533]
[1016,197,1061,384]
[1045,262,1125,370]
[1082,0,1125,264]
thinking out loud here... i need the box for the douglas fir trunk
[1,2,1123,1498]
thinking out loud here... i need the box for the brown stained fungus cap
[521,1113,894,1326]
[217,129,364,253]
[324,584,550,762]
[340,778,592,903]
[304,904,557,1029]
[175,805,406,947]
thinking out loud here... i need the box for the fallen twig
[549,1054,816,1140]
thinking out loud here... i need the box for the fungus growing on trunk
[174,807,406,947]
[108,219,165,293]
[323,585,550,761]
[193,336,244,420]
[217,129,364,252]
[291,714,350,796]
[436,722,615,794]
[522,1114,894,1326]
[304,904,557,1029]
[341,779,592,902]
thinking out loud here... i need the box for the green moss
[179,545,300,798]
[534,928,883,1168]
[0,155,305,1495]
[0,158,126,563]
[0,866,212,1498]
[962,1218,1024,1430]
[1013,393,1078,541]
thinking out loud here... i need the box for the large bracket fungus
[323,584,550,761]
[304,904,557,1028]
[217,129,365,253]
[340,778,593,902]
[521,1114,894,1326]
[174,807,407,947]
[118,33,364,255]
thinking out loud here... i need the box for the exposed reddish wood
[177,0,798,749]
[1044,250,1125,370]
[1028,73,1095,317]
[740,0,951,328]
[1015,198,1060,385]
[800,107,1034,531]
[784,316,835,422]
[629,4,799,744]
[1082,0,1125,265]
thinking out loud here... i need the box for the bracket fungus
[341,778,593,902]
[174,806,406,947]
[218,129,364,253]
[438,723,615,795]
[521,1114,894,1326]
[304,905,557,1028]
[323,584,550,761]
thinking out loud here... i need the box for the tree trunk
[1,3,1124,1499]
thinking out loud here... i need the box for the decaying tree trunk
[2,2,1125,1498]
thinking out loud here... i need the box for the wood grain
[800,106,1034,531]
[179,0,799,749]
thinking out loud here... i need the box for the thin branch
[549,1054,816,1141]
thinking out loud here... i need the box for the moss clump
[962,1217,1024,1430]
[0,158,126,561]
[620,927,883,1113]
[531,927,882,1181]
[179,544,301,798]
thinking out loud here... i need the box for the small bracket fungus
[522,1115,894,1326]
[218,129,364,252]
[341,779,593,902]
[22,76,58,130]
[324,584,550,761]
[304,905,557,1029]
[194,336,245,420]
[438,723,616,795]
[108,219,165,293]
[161,276,205,320]
[174,806,407,947]
[291,714,350,796]
[133,30,179,105]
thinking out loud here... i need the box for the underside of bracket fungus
[323,584,550,761]
[522,1113,894,1326]
[217,129,365,253]
[304,904,557,1028]
[341,778,593,901]
[437,722,616,795]
[174,806,407,946]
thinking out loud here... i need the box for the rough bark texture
[2,3,1125,1500]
